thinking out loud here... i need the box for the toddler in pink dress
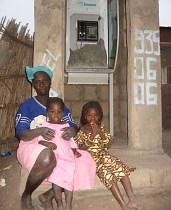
[37,97,96,210]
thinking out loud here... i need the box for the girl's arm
[104,136,114,149]
[100,125,114,149]
[78,139,94,150]
[74,128,94,151]
[18,127,55,141]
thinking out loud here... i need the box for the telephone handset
[79,21,86,38]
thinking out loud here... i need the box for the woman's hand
[39,127,55,141]
[18,127,55,141]
[60,126,78,140]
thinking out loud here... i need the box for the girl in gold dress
[74,101,141,210]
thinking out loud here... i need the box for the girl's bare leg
[120,176,141,210]
[64,189,73,210]
[52,184,63,210]
[110,183,128,210]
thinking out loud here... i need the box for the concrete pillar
[34,0,65,98]
[126,0,163,153]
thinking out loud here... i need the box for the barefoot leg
[38,189,54,210]
[21,194,34,210]
[52,184,63,209]
[120,176,141,210]
[21,149,56,210]
[110,183,128,210]
[64,189,73,210]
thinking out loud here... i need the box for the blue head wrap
[25,66,53,82]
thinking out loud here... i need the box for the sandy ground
[0,130,171,210]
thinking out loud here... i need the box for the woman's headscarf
[26,66,53,82]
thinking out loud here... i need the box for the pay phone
[77,21,98,42]
[66,0,118,72]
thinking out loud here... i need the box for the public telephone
[66,0,119,73]
[77,21,98,42]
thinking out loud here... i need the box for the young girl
[74,101,142,210]
[38,97,96,210]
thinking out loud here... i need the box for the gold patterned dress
[74,125,135,189]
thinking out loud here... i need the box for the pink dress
[17,122,96,191]
[17,134,47,173]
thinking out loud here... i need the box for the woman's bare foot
[21,194,34,210]
[38,194,54,210]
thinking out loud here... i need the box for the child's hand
[38,140,57,150]
[74,151,82,158]
[91,124,101,135]
[47,142,57,150]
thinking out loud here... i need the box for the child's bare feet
[127,200,142,210]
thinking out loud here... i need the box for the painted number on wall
[133,30,160,105]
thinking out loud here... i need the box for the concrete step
[19,148,171,199]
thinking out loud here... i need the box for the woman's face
[32,72,51,96]
[47,103,64,124]
[85,108,100,126]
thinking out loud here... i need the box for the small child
[38,97,96,210]
[74,101,142,210]
[38,97,80,210]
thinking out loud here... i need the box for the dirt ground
[0,130,171,210]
